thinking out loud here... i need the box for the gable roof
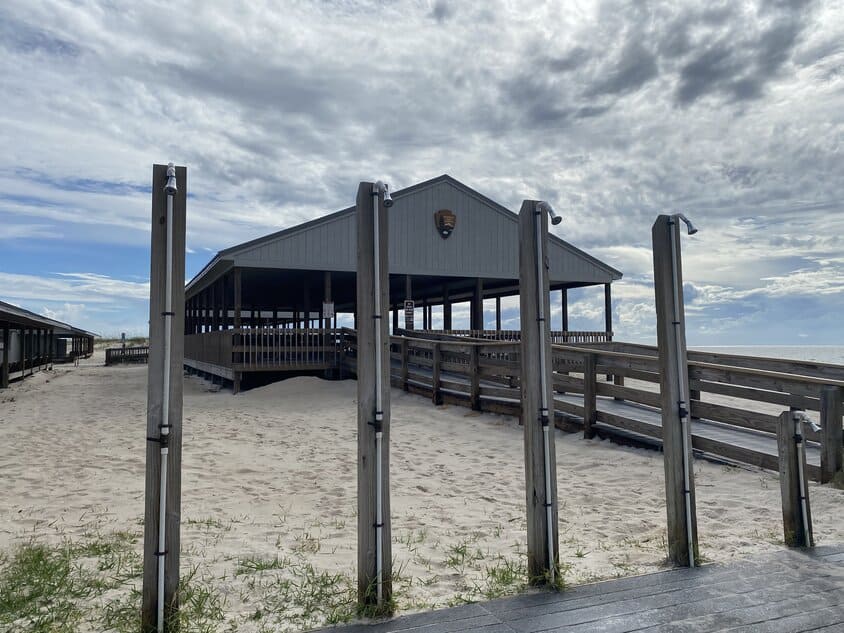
[186,174,622,295]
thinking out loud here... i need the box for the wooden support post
[400,339,408,391]
[422,299,428,330]
[443,283,452,331]
[233,269,242,394]
[496,296,502,331]
[142,163,187,631]
[613,373,625,401]
[220,278,228,331]
[561,288,569,334]
[604,283,613,342]
[324,271,332,330]
[819,386,843,484]
[583,353,597,439]
[1,325,9,388]
[20,329,26,378]
[432,343,442,405]
[518,201,559,584]
[471,278,484,331]
[469,345,480,411]
[47,328,53,369]
[777,410,814,546]
[652,214,698,567]
[355,181,392,611]
[392,304,399,333]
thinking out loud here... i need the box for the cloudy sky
[1,0,841,344]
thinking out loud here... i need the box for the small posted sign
[322,302,335,319]
[404,299,415,330]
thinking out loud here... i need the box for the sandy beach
[1,355,842,631]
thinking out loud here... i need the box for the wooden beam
[355,182,392,611]
[819,386,843,483]
[777,410,813,546]
[324,271,332,329]
[518,201,559,584]
[583,353,597,439]
[604,283,613,341]
[142,163,187,630]
[652,214,698,567]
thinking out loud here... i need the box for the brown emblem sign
[434,209,456,239]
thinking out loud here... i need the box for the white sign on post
[404,300,415,330]
[323,302,335,319]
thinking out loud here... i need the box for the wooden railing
[341,329,844,482]
[413,329,611,344]
[184,328,340,371]
[105,346,150,366]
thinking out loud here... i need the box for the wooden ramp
[314,545,844,633]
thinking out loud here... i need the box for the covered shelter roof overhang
[0,300,98,337]
[185,175,622,312]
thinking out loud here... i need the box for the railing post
[583,353,597,439]
[1,325,9,389]
[432,343,442,405]
[777,410,814,547]
[820,386,843,484]
[470,345,480,411]
[613,373,625,401]
[401,339,409,391]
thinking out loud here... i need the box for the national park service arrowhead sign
[434,209,456,239]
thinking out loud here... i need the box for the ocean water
[690,345,844,366]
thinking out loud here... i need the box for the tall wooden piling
[777,410,814,546]
[356,182,392,610]
[518,200,559,584]
[819,386,843,483]
[652,214,698,567]
[142,164,187,631]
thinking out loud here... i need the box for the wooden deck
[314,545,844,633]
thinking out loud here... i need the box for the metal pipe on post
[356,181,392,613]
[142,163,186,632]
[519,200,559,586]
[652,213,699,568]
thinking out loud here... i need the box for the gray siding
[229,178,618,284]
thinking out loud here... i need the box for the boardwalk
[315,545,844,633]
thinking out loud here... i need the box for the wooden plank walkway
[391,358,823,473]
[557,394,823,468]
[314,545,844,632]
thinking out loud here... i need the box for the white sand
[0,354,841,631]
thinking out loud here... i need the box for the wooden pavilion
[183,175,622,392]
[0,300,96,388]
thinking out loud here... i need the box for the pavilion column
[211,282,218,331]
[561,289,569,334]
[404,275,413,330]
[496,296,502,331]
[471,278,484,331]
[422,299,428,330]
[604,283,613,341]
[20,329,26,377]
[47,328,53,368]
[233,268,242,394]
[443,283,452,331]
[304,277,311,329]
[221,276,229,330]
[1,324,9,388]
[324,272,332,329]
[392,304,399,332]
